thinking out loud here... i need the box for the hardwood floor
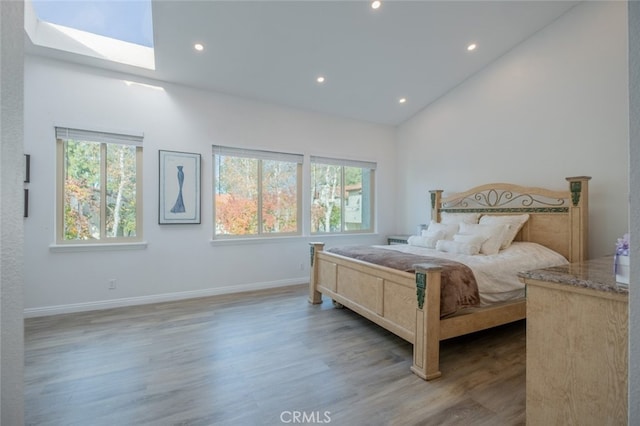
[25,284,525,426]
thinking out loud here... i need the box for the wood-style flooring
[25,284,525,426]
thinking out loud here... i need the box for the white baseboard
[24,277,308,318]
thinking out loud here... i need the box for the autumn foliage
[215,156,298,235]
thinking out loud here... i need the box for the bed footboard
[309,242,445,380]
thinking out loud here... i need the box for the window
[311,156,375,234]
[56,127,143,244]
[213,146,302,238]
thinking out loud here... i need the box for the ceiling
[24,1,580,126]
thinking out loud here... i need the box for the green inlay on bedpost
[570,181,582,206]
[310,245,315,267]
[430,192,436,210]
[416,272,426,310]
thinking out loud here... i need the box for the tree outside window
[213,146,302,237]
[311,157,375,234]
[56,127,143,243]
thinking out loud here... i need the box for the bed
[308,176,590,380]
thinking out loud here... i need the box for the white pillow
[422,220,458,240]
[458,222,509,255]
[453,233,487,254]
[454,233,488,245]
[479,214,530,249]
[408,233,441,249]
[435,239,482,255]
[440,212,481,225]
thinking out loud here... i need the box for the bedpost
[410,263,443,381]
[308,242,325,304]
[566,176,591,262]
[430,190,444,223]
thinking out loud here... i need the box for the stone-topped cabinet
[519,257,628,426]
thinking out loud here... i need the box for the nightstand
[387,235,411,245]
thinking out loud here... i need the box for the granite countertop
[518,256,629,295]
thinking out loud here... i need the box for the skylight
[25,0,155,70]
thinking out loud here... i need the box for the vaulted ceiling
[25,1,580,126]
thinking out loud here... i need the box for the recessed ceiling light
[316,76,325,83]
[398,98,407,104]
[194,43,204,51]
[467,43,477,52]
[371,1,381,10]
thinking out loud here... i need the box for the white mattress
[374,242,569,305]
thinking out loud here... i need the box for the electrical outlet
[108,279,117,290]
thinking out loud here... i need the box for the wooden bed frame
[308,176,590,380]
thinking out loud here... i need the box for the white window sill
[49,241,148,253]
[210,233,379,246]
[210,235,305,246]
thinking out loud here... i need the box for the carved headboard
[429,176,590,263]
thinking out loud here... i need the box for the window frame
[310,155,376,235]
[213,145,303,239]
[55,127,143,245]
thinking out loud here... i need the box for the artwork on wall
[24,154,31,218]
[159,150,201,224]
[24,154,31,183]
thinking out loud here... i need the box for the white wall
[23,56,396,314]
[628,0,639,422]
[0,1,25,423]
[22,1,629,312]
[396,1,628,259]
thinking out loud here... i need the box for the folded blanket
[327,246,480,317]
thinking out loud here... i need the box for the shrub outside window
[213,146,302,238]
[56,127,143,243]
[311,156,375,234]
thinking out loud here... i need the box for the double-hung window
[213,146,302,238]
[310,156,375,234]
[56,127,143,244]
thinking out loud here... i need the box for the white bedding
[374,241,568,305]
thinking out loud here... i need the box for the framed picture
[24,154,30,183]
[159,150,201,224]
[24,189,29,218]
